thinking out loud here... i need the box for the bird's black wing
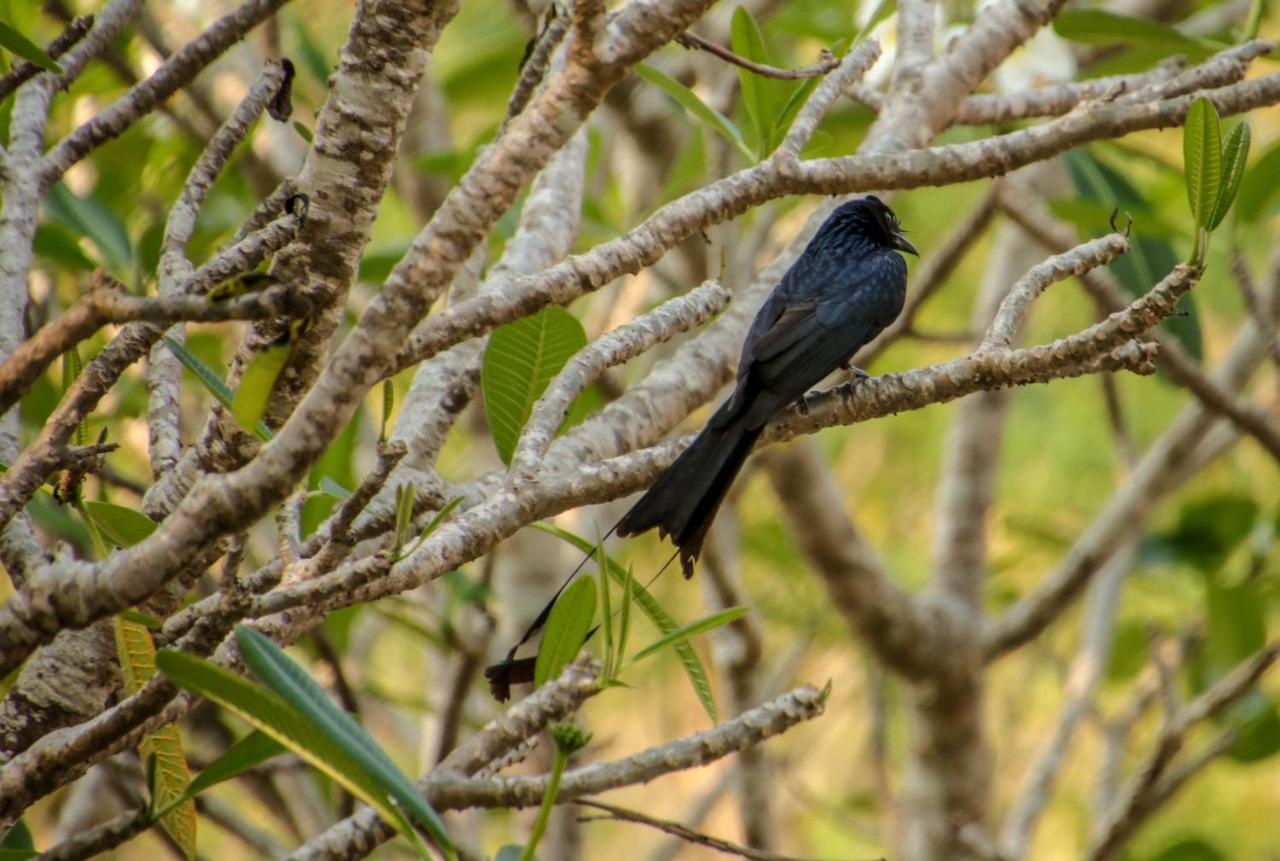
[741,315,874,429]
[748,298,820,363]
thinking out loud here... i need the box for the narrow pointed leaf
[156,649,438,857]
[62,348,88,447]
[409,496,464,553]
[1183,97,1221,231]
[1052,10,1222,60]
[625,606,751,666]
[43,183,132,272]
[233,627,453,854]
[157,650,446,859]
[1236,138,1280,225]
[1209,122,1250,231]
[319,476,352,500]
[232,341,292,434]
[163,336,272,440]
[180,731,285,802]
[616,563,634,673]
[596,526,614,678]
[635,64,754,162]
[731,7,772,152]
[532,524,720,722]
[393,483,417,556]
[0,21,62,72]
[534,576,596,688]
[381,379,394,442]
[142,724,197,859]
[114,616,195,859]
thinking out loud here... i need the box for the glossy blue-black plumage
[616,196,914,575]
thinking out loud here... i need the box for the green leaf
[0,819,33,851]
[85,501,157,547]
[616,562,634,677]
[411,496,464,551]
[61,347,88,447]
[119,609,163,630]
[179,731,285,803]
[291,121,314,143]
[1208,122,1250,231]
[43,183,132,273]
[142,723,197,859]
[730,7,794,155]
[1236,137,1280,225]
[1203,577,1265,679]
[560,383,605,434]
[495,846,526,861]
[156,648,443,859]
[0,20,61,73]
[624,606,750,667]
[114,615,195,859]
[34,223,96,271]
[1161,494,1259,573]
[1053,10,1222,61]
[318,476,351,500]
[1061,149,1202,361]
[1183,97,1221,232]
[114,613,160,693]
[381,378,394,443]
[1224,691,1280,763]
[1149,838,1229,861]
[854,0,896,42]
[163,336,272,441]
[292,19,333,84]
[635,64,754,162]
[532,524,720,723]
[233,627,453,855]
[1106,620,1149,681]
[534,576,596,688]
[596,526,614,679]
[393,483,414,556]
[775,75,822,145]
[481,306,587,465]
[232,336,295,434]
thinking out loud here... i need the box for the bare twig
[0,279,303,415]
[1087,644,1280,861]
[676,30,839,80]
[577,798,862,861]
[38,0,295,188]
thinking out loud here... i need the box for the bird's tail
[484,408,759,700]
[616,412,762,577]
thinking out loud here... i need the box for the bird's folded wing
[749,298,820,363]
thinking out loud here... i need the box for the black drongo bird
[616,195,917,576]
[484,195,915,700]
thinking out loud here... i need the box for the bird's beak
[893,233,919,256]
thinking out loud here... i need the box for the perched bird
[617,195,916,575]
[485,195,915,699]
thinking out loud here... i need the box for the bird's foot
[843,363,870,381]
[796,394,811,416]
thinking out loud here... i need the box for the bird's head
[827,195,919,257]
